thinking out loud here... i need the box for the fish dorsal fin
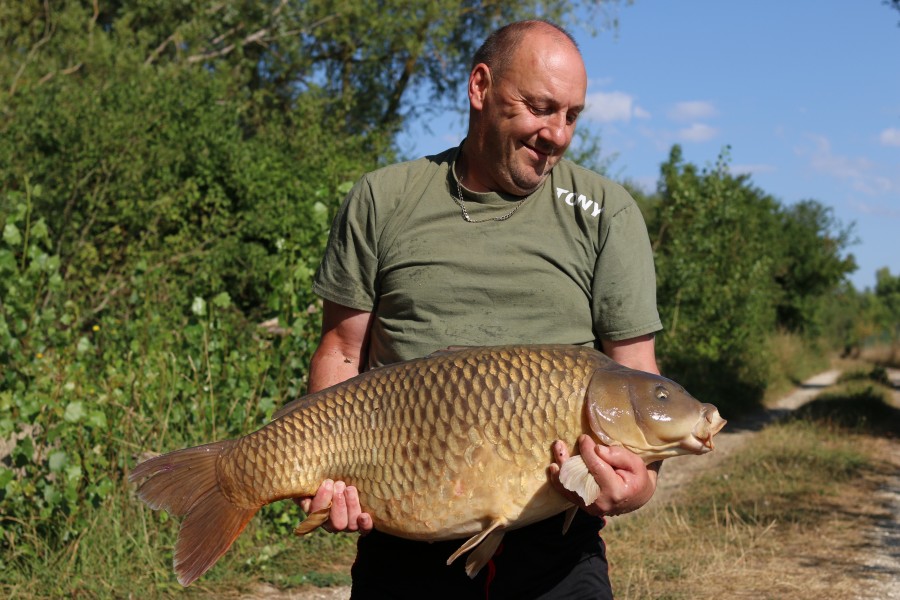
[558,455,601,505]
[446,516,507,577]
[425,346,476,358]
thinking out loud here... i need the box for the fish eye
[655,386,669,401]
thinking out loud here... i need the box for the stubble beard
[507,149,557,195]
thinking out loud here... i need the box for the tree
[874,267,900,355]
[650,145,781,412]
[888,0,900,24]
[1,0,629,326]
[772,200,857,335]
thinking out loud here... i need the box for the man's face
[472,35,587,196]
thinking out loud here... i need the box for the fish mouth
[692,406,727,453]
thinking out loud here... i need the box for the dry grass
[603,406,899,600]
[859,344,900,369]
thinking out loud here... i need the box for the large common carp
[130,344,725,586]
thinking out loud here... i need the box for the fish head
[584,367,726,463]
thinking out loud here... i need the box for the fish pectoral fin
[558,455,600,506]
[561,506,578,535]
[293,504,332,536]
[446,517,507,576]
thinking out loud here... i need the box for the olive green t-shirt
[313,146,662,367]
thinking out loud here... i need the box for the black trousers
[350,511,613,600]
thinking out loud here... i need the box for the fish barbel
[130,344,725,586]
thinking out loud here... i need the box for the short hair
[472,20,579,79]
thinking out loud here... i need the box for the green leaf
[212,292,231,308]
[30,219,48,241]
[2,223,21,246]
[12,436,34,466]
[64,401,85,423]
[191,296,207,316]
[65,464,82,483]
[43,483,62,507]
[87,410,107,430]
[76,336,93,354]
[48,450,68,473]
[0,467,14,490]
[0,249,16,273]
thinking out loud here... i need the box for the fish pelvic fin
[561,506,579,535]
[129,441,258,586]
[464,530,505,578]
[446,517,507,578]
[558,455,600,506]
[293,504,332,536]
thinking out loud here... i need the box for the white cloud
[676,123,718,143]
[879,128,900,147]
[805,135,871,181]
[798,134,899,199]
[848,198,900,219]
[668,101,718,122]
[583,91,650,123]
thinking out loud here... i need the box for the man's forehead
[502,44,586,105]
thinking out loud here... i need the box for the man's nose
[539,112,570,150]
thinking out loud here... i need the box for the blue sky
[399,1,900,291]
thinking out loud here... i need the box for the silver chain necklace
[453,167,528,224]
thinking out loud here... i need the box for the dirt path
[861,368,900,599]
[246,368,900,600]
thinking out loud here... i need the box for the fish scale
[131,344,725,586]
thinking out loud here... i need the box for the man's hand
[548,435,659,517]
[294,479,374,534]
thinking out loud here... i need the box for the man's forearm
[307,347,365,394]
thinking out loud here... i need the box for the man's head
[461,21,587,196]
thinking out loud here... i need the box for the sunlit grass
[604,380,897,600]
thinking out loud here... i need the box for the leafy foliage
[650,146,781,410]
[648,145,856,412]
[2,0,639,593]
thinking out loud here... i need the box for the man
[300,20,662,599]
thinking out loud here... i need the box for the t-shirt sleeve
[311,177,379,312]
[592,200,663,341]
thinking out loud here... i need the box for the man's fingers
[328,481,349,531]
[357,512,374,536]
[552,440,571,465]
[592,442,644,471]
[342,484,361,532]
[309,479,335,512]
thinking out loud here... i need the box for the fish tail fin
[130,441,259,586]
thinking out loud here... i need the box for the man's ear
[468,63,492,111]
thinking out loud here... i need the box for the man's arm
[307,300,373,393]
[296,300,374,534]
[548,334,661,516]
